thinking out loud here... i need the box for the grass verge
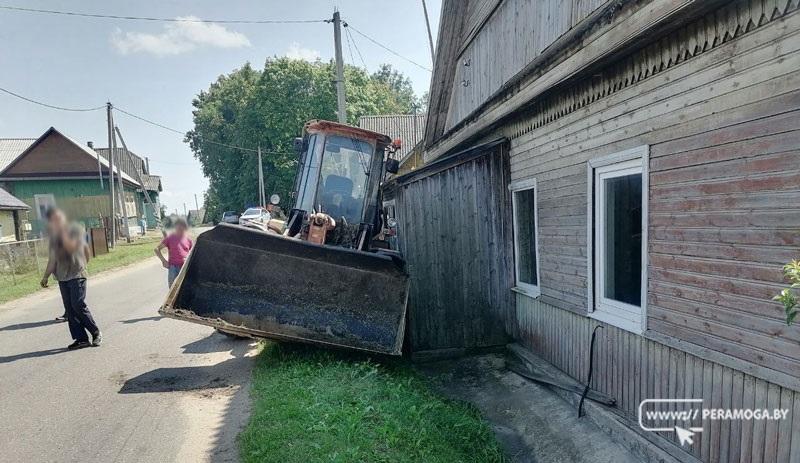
[239,343,506,463]
[0,236,161,304]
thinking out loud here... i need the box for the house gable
[2,128,105,178]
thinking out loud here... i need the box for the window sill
[512,286,540,299]
[588,308,644,335]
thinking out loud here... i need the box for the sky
[0,0,441,215]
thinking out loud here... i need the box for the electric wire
[0,85,290,156]
[343,24,357,68]
[0,86,106,112]
[0,4,327,24]
[346,23,431,72]
[344,25,368,70]
[113,107,292,156]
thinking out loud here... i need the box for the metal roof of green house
[0,138,36,173]
[0,186,29,210]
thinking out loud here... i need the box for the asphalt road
[0,256,256,463]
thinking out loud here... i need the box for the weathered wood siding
[497,2,800,461]
[445,0,611,130]
[516,296,800,462]
[3,131,102,177]
[505,0,800,384]
[396,144,514,352]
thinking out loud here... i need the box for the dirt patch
[417,354,640,463]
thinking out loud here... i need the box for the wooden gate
[394,139,514,356]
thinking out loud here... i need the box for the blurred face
[47,210,66,234]
[175,223,187,236]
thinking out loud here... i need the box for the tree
[186,58,419,220]
[774,259,800,325]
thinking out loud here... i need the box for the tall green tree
[187,58,419,220]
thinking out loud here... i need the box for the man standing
[40,208,102,350]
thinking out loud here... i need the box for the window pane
[603,173,642,306]
[514,188,538,286]
[316,135,373,222]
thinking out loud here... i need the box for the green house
[0,127,162,236]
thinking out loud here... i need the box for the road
[0,256,256,463]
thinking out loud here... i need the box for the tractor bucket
[160,224,409,355]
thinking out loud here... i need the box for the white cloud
[284,42,321,61]
[111,16,251,56]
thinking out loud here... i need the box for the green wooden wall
[5,179,140,234]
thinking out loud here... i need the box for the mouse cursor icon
[675,426,695,446]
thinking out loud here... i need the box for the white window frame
[510,178,541,299]
[587,146,649,334]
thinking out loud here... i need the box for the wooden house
[0,127,160,234]
[394,0,800,461]
[95,147,163,228]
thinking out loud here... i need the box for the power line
[113,106,185,135]
[0,86,106,112]
[114,107,292,156]
[343,24,357,67]
[344,25,368,70]
[0,4,327,24]
[0,85,290,156]
[346,23,431,72]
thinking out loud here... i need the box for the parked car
[221,211,240,224]
[238,207,270,225]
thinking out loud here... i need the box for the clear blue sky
[0,1,441,215]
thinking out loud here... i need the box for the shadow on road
[117,331,255,462]
[0,347,68,364]
[0,319,62,331]
[119,316,164,324]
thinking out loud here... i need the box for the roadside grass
[240,343,506,463]
[0,236,161,305]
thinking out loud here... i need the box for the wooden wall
[4,131,102,177]
[496,2,800,461]
[445,0,611,130]
[395,143,514,352]
[516,295,800,462]
[504,0,800,385]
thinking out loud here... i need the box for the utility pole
[111,119,130,241]
[257,145,266,206]
[421,0,435,64]
[115,126,161,230]
[332,10,347,123]
[106,103,116,248]
[194,193,199,212]
[183,203,187,217]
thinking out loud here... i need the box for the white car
[238,207,270,225]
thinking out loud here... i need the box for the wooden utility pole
[111,120,130,241]
[106,103,116,248]
[115,126,161,230]
[421,0,435,64]
[332,10,347,123]
[257,145,266,206]
[194,193,199,212]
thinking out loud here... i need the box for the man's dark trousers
[58,278,98,342]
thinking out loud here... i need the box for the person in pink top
[155,218,193,287]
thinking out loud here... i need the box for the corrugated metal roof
[141,174,162,192]
[358,114,426,160]
[0,138,35,173]
[0,186,29,210]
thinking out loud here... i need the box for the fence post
[6,246,16,285]
[33,239,42,274]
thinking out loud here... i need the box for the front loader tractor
[160,120,409,355]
